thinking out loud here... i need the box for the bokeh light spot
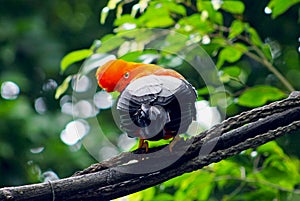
[73,100,98,118]
[34,97,47,114]
[1,81,20,100]
[42,79,58,92]
[93,91,113,109]
[117,133,137,151]
[250,151,258,158]
[60,95,73,115]
[211,0,222,10]
[202,35,211,45]
[264,7,272,14]
[30,147,45,154]
[195,100,221,129]
[60,119,90,146]
[72,75,90,92]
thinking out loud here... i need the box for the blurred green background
[0,0,112,186]
[1,0,300,200]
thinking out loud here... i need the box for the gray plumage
[116,75,197,140]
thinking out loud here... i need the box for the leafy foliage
[238,85,287,107]
[71,0,299,200]
[0,0,107,186]
[1,0,300,200]
[267,0,300,18]
[60,49,93,73]
[119,142,300,201]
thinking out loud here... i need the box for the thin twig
[243,51,295,92]
[215,24,295,92]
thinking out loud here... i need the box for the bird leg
[169,135,181,152]
[138,139,149,152]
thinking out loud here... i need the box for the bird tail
[125,104,169,139]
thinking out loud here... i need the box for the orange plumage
[96,59,184,92]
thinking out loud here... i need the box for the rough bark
[1,92,300,201]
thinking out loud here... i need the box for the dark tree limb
[1,92,300,201]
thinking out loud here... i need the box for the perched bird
[96,59,197,151]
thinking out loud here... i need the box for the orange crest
[96,59,184,92]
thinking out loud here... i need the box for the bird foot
[138,139,149,152]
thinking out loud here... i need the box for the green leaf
[234,189,277,201]
[80,54,116,76]
[229,20,244,39]
[174,191,186,201]
[262,44,272,60]
[218,46,240,64]
[222,66,241,77]
[197,1,214,12]
[90,40,102,52]
[221,1,245,14]
[257,141,285,157]
[55,75,72,99]
[234,42,249,52]
[213,12,224,25]
[131,3,140,17]
[127,187,155,201]
[209,91,228,107]
[196,1,223,24]
[110,91,120,100]
[220,66,242,83]
[164,1,186,16]
[145,16,174,28]
[256,142,299,191]
[211,37,227,46]
[192,173,215,200]
[215,160,241,189]
[114,14,137,26]
[100,7,110,24]
[96,36,125,53]
[158,54,183,68]
[197,86,215,95]
[267,0,300,19]
[238,85,287,107]
[107,0,122,9]
[60,49,93,73]
[247,26,263,46]
[151,193,174,201]
[116,2,124,18]
[217,44,247,68]
[137,3,175,28]
[161,33,188,53]
[177,14,214,34]
[119,50,159,62]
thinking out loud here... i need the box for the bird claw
[138,136,180,153]
[138,139,149,152]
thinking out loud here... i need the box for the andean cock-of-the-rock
[96,59,197,152]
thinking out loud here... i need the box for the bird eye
[124,72,130,79]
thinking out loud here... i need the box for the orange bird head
[96,59,184,92]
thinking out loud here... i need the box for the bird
[96,59,197,152]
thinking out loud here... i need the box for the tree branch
[1,92,300,201]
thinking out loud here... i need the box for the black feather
[116,75,197,140]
